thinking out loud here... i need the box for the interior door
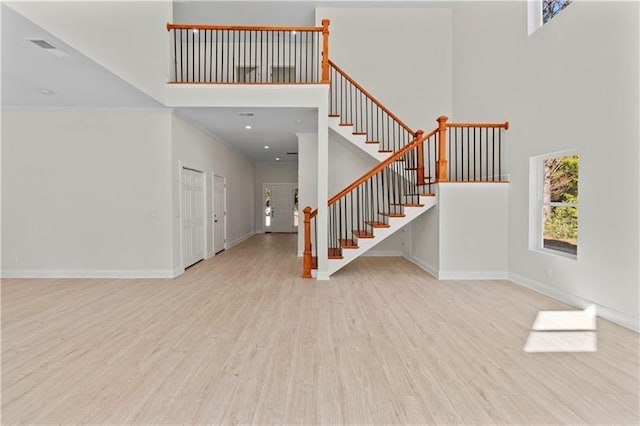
[182,168,205,268]
[267,184,295,233]
[213,175,226,254]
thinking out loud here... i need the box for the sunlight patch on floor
[524,304,597,353]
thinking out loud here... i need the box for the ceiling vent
[238,112,255,117]
[26,38,68,57]
[286,152,298,155]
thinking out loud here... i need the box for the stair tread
[405,193,436,196]
[365,140,379,144]
[389,203,424,207]
[365,220,390,228]
[352,132,367,136]
[339,123,354,126]
[353,230,375,239]
[329,114,340,117]
[378,149,392,153]
[339,239,359,249]
[380,212,406,218]
[328,248,343,259]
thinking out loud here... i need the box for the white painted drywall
[452,1,639,328]
[438,183,508,278]
[315,7,453,131]
[297,133,318,255]
[1,110,174,277]
[254,161,298,232]
[171,114,255,270]
[5,1,172,104]
[408,183,509,280]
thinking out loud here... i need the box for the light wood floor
[2,234,638,424]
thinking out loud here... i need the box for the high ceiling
[0,4,160,108]
[173,1,449,26]
[1,1,443,162]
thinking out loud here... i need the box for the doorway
[263,183,298,233]
[213,175,227,254]
[181,167,205,268]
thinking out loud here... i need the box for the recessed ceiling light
[264,145,269,149]
[245,125,252,130]
[275,157,280,161]
[38,88,55,95]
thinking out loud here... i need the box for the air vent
[286,152,298,155]
[238,112,255,117]
[26,38,68,57]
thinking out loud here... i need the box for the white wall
[315,7,452,132]
[452,1,639,328]
[254,161,298,232]
[1,110,174,277]
[5,1,172,104]
[171,114,255,269]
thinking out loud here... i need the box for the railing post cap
[415,129,424,135]
[504,121,510,130]
[437,116,449,123]
[303,206,312,214]
[322,19,330,27]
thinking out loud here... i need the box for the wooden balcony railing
[166,20,330,84]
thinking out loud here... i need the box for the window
[543,0,572,24]
[528,0,572,35]
[534,154,579,257]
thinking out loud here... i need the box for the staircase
[304,62,509,278]
[161,20,509,279]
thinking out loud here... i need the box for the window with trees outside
[540,154,579,257]
[543,0,572,24]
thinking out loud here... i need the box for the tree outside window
[542,155,578,256]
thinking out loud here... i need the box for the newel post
[415,130,425,183]
[321,19,330,84]
[303,206,312,278]
[436,116,449,182]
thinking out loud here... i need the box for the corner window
[543,0,572,24]
[531,153,579,257]
[528,0,573,35]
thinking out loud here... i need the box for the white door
[182,168,205,268]
[213,175,226,254]
[265,183,296,233]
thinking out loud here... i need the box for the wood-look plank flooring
[2,234,638,424]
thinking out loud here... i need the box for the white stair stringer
[327,195,437,276]
[328,117,391,163]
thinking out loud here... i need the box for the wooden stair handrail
[328,59,415,135]
[167,23,324,32]
[328,128,437,206]
[447,121,509,130]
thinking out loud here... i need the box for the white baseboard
[438,270,509,280]
[404,255,438,279]
[362,249,403,257]
[1,269,178,279]
[205,250,216,260]
[227,231,255,249]
[509,272,639,332]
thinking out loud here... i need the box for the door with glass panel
[264,183,298,233]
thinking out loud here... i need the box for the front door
[265,183,297,233]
